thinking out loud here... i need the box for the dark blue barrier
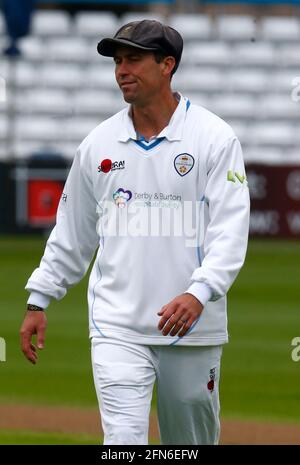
[37,0,175,3]
[2,0,34,40]
[1,0,35,56]
[31,0,300,6]
[202,0,300,3]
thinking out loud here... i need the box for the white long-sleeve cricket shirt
[26,94,250,345]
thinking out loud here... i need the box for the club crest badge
[174,153,194,177]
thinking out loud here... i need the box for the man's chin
[122,92,135,104]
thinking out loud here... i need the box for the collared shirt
[26,93,250,346]
[118,92,191,150]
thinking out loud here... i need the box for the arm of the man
[20,309,47,364]
[158,136,250,337]
[20,145,99,363]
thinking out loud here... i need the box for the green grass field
[1,236,300,444]
[0,429,101,445]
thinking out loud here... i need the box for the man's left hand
[157,293,203,338]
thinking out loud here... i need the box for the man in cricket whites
[20,20,250,445]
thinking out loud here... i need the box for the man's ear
[161,56,176,77]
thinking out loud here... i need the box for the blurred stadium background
[0,0,300,445]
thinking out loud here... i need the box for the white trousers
[91,337,223,445]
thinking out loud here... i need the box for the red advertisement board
[28,180,64,226]
[13,165,68,229]
[9,163,300,237]
[247,164,300,237]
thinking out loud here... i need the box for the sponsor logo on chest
[98,159,125,173]
[113,188,132,208]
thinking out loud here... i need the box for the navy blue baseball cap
[97,20,183,74]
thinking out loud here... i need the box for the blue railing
[37,0,175,4]
[203,0,300,3]
[36,0,300,5]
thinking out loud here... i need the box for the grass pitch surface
[0,236,299,423]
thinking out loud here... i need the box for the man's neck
[131,92,179,141]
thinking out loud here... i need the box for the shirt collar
[118,92,190,143]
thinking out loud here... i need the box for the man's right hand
[20,311,47,364]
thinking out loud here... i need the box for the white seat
[75,12,118,38]
[19,37,45,61]
[261,17,300,41]
[32,11,71,36]
[243,147,284,165]
[210,95,256,120]
[0,58,9,81]
[169,14,212,41]
[15,117,63,141]
[291,76,300,102]
[249,123,296,147]
[86,41,114,63]
[227,70,268,93]
[0,74,6,105]
[225,120,248,142]
[0,12,5,36]
[173,68,223,92]
[65,117,101,142]
[283,149,300,164]
[85,65,118,90]
[47,38,90,62]
[258,95,300,120]
[15,61,39,87]
[217,15,257,41]
[120,13,165,25]
[294,131,300,146]
[56,142,79,160]
[178,47,190,67]
[0,116,8,140]
[12,141,61,160]
[185,42,231,66]
[0,98,7,113]
[278,45,300,67]
[15,89,72,115]
[233,43,275,66]
[40,64,83,88]
[182,92,210,109]
[74,90,124,116]
[273,71,297,93]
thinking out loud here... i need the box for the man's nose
[116,60,129,77]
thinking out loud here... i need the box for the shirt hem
[89,327,228,346]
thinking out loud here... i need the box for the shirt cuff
[27,291,51,309]
[185,282,213,307]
